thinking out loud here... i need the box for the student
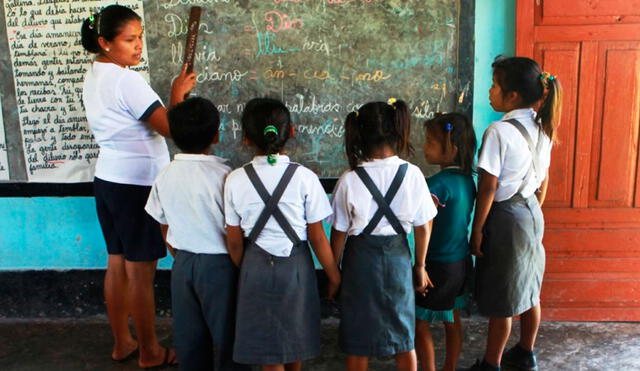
[224,98,341,371]
[415,113,476,371]
[465,57,563,371]
[330,99,437,371]
[81,4,195,368]
[144,97,250,371]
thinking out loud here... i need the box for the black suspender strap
[244,163,301,245]
[355,163,408,236]
[505,118,544,195]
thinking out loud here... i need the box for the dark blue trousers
[171,250,250,371]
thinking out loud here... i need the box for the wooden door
[517,0,640,321]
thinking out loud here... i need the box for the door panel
[539,0,640,25]
[590,42,640,208]
[534,42,581,208]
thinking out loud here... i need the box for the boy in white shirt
[145,97,250,371]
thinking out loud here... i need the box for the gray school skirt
[233,241,320,365]
[339,233,415,357]
[475,193,545,318]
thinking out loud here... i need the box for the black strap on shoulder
[244,163,301,245]
[355,163,408,235]
[505,119,543,194]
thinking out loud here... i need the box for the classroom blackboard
[0,0,474,192]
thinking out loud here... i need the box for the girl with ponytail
[80,4,195,368]
[416,112,477,371]
[224,97,341,370]
[465,56,563,371]
[330,99,437,370]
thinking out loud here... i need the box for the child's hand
[326,272,341,300]
[413,265,434,296]
[471,229,483,257]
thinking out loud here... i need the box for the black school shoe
[501,344,539,371]
[461,359,501,371]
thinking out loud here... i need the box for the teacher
[80,4,195,368]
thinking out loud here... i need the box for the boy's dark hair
[81,4,141,54]
[424,112,477,176]
[344,100,413,169]
[492,56,563,141]
[241,98,292,155]
[168,97,220,153]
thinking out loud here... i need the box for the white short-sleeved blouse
[82,61,169,186]
[477,108,552,201]
[329,156,437,236]
[224,155,332,257]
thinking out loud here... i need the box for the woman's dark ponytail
[80,12,101,53]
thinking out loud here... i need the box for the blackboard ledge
[0,179,340,197]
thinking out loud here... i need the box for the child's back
[225,158,326,255]
[224,98,340,368]
[148,153,229,253]
[145,97,250,371]
[415,112,477,371]
[330,100,437,370]
[426,168,475,263]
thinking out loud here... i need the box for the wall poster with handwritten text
[0,92,9,181]
[3,0,150,182]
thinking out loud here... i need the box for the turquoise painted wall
[0,1,515,271]
[0,197,173,269]
[472,0,516,140]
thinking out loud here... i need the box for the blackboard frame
[0,1,474,197]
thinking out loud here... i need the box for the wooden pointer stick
[183,6,202,98]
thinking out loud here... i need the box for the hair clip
[263,125,278,136]
[539,72,556,88]
[267,154,278,166]
[354,110,359,117]
[445,123,453,132]
[88,15,95,29]
[387,97,397,108]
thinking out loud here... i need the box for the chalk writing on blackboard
[3,0,151,182]
[146,0,460,176]
[0,92,9,181]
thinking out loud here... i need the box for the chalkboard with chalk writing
[0,0,474,192]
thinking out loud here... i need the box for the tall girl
[467,57,563,371]
[415,113,476,371]
[224,98,341,371]
[330,99,437,371]
[81,5,194,368]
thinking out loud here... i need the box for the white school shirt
[145,154,231,255]
[224,155,332,257]
[477,108,553,201]
[83,61,169,186]
[330,156,437,236]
